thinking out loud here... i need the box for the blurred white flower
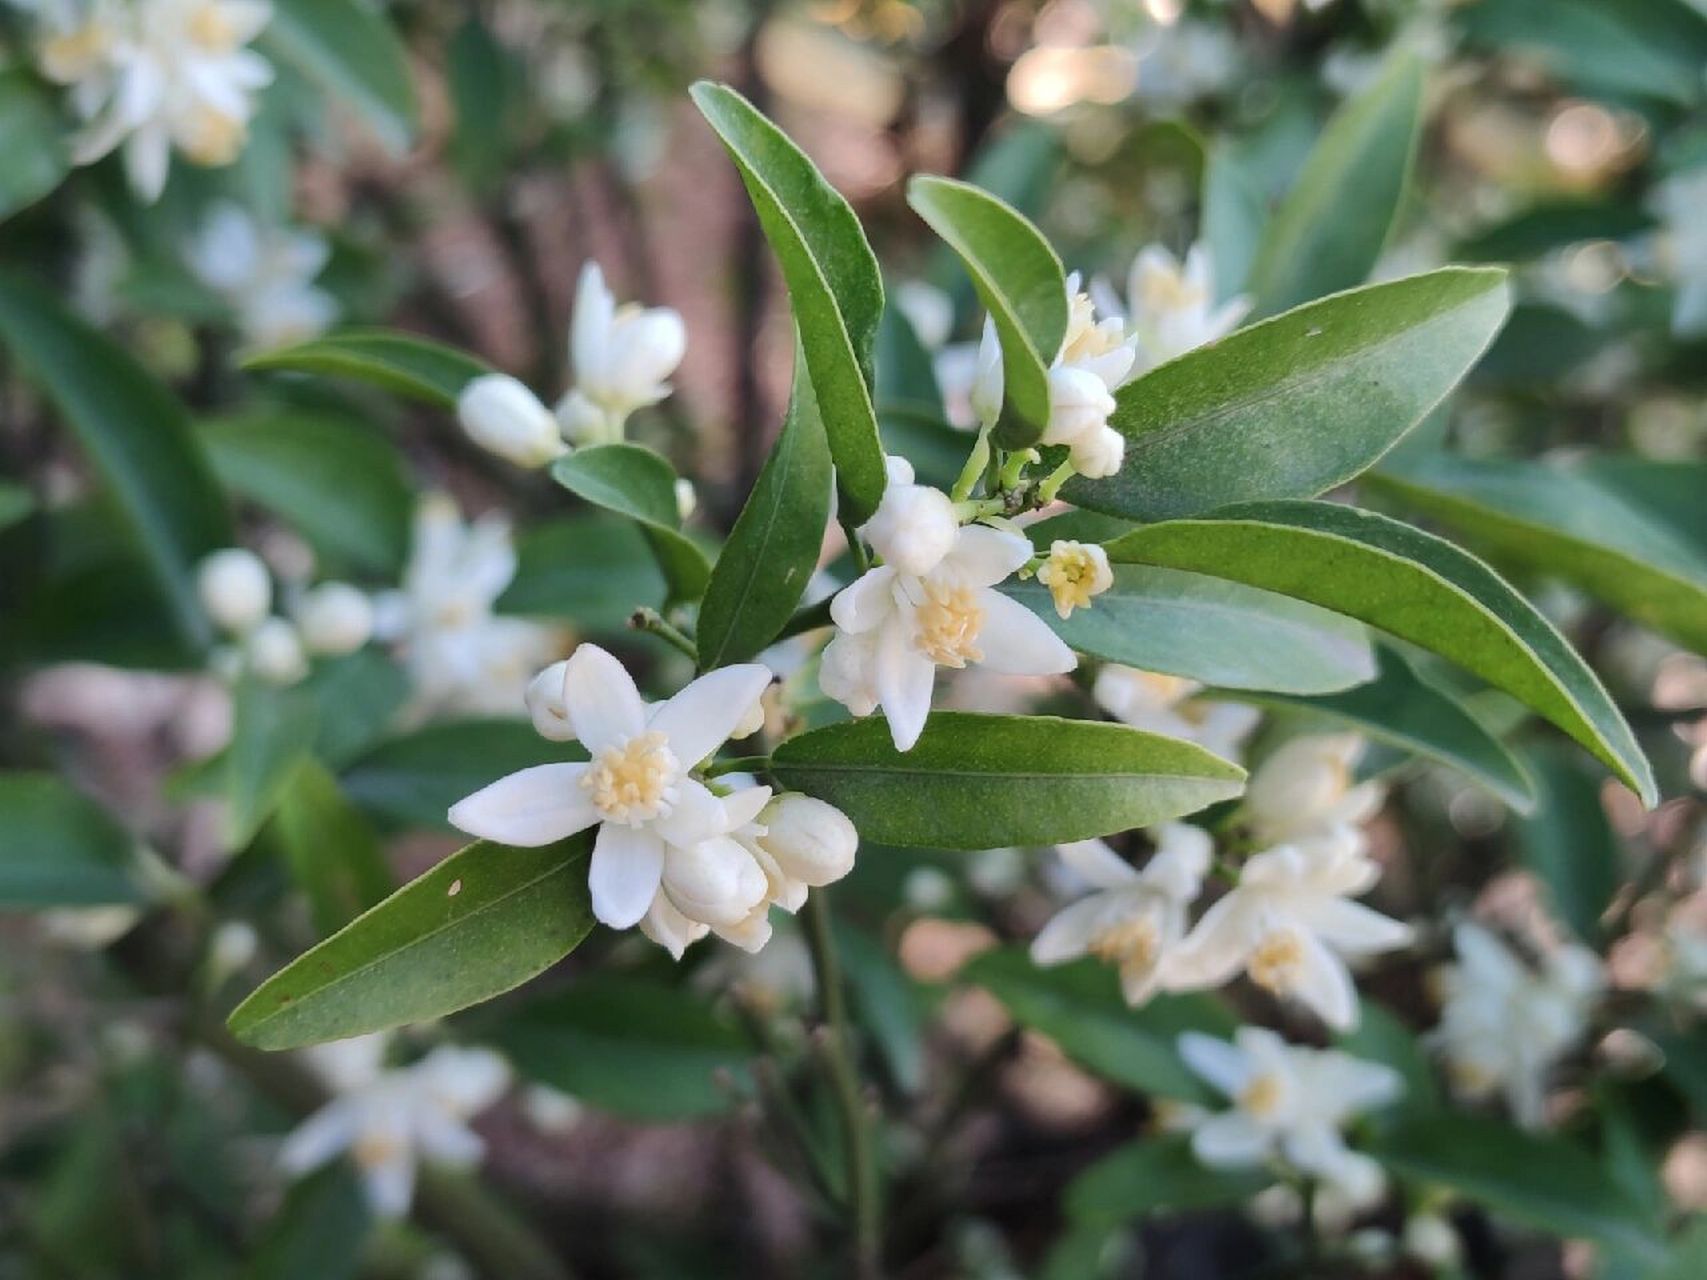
[196,546,271,635]
[1036,539,1112,619]
[245,616,307,685]
[1031,823,1211,1004]
[456,373,568,469]
[295,581,373,656]
[1092,666,1259,762]
[1180,1026,1400,1208]
[1243,733,1384,848]
[557,261,685,444]
[893,279,955,350]
[207,918,257,981]
[37,0,274,202]
[184,202,335,349]
[283,1036,510,1219]
[1431,921,1603,1128]
[519,1083,585,1134]
[1403,1212,1461,1267]
[1110,244,1249,375]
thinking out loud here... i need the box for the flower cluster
[196,545,372,686]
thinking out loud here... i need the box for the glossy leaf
[264,0,418,152]
[0,273,231,648]
[1222,644,1535,812]
[1102,502,1655,805]
[0,70,71,222]
[697,348,832,669]
[498,514,666,631]
[1369,455,1707,652]
[773,713,1245,849]
[243,330,489,407]
[550,444,710,606]
[0,773,146,907]
[271,760,394,935]
[228,834,595,1049]
[1066,1136,1264,1226]
[1066,268,1511,523]
[1245,55,1424,316]
[691,81,887,524]
[906,175,1066,447]
[1002,564,1375,695]
[226,680,320,850]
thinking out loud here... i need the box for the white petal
[1297,898,1413,957]
[829,566,898,634]
[360,1149,417,1219]
[639,893,709,959]
[719,784,773,832]
[447,763,598,847]
[1177,1032,1249,1098]
[414,1110,485,1167]
[278,1101,357,1174]
[942,525,1032,589]
[973,590,1076,675]
[1165,895,1257,990]
[589,823,665,929]
[652,777,727,848]
[875,620,936,751]
[649,663,773,767]
[1057,838,1140,891]
[1288,929,1359,1031]
[1191,1112,1272,1168]
[560,644,647,752]
[1030,895,1112,965]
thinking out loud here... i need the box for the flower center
[1141,268,1206,314]
[40,23,112,81]
[178,105,247,166]
[188,4,238,50]
[1060,292,1123,364]
[1089,915,1159,968]
[1239,1072,1284,1119]
[581,731,680,825]
[1040,545,1104,614]
[913,582,985,668]
[1248,929,1306,994]
[353,1130,405,1170]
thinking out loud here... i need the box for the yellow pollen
[1059,292,1123,364]
[1239,1073,1284,1118]
[1089,915,1159,968]
[178,105,247,166]
[40,23,112,81]
[188,3,238,49]
[913,581,985,668]
[1141,267,1206,313]
[581,731,679,825]
[1248,930,1306,994]
[1447,1058,1498,1094]
[1037,540,1110,619]
[353,1130,404,1170]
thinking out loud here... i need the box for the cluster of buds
[196,546,372,685]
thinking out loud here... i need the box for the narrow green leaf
[697,348,832,669]
[494,977,755,1120]
[0,273,232,647]
[244,1165,371,1280]
[264,0,418,152]
[1245,55,1424,316]
[243,329,489,407]
[1369,455,1707,653]
[1201,141,1266,302]
[1516,745,1620,943]
[0,773,146,907]
[1222,644,1536,812]
[300,650,411,767]
[549,443,711,606]
[0,69,71,221]
[1066,268,1511,523]
[771,713,1245,849]
[1463,0,1707,107]
[1456,197,1656,263]
[1102,502,1655,805]
[965,948,1234,1103]
[1002,564,1375,695]
[906,175,1066,447]
[691,81,887,524]
[226,680,320,849]
[199,410,412,575]
[271,760,394,935]
[228,834,595,1049]
[1066,1136,1265,1226]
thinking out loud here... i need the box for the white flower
[1167,828,1412,1031]
[184,201,335,349]
[282,1036,510,1219]
[557,261,685,444]
[675,478,698,522]
[449,644,777,936]
[39,0,274,202]
[969,315,1005,430]
[1180,1026,1401,1207]
[1431,921,1603,1128]
[1031,823,1211,1004]
[1036,539,1112,619]
[207,919,257,980]
[1116,244,1250,375]
[245,616,307,685]
[823,516,1076,751]
[386,495,562,717]
[524,658,574,741]
[1403,1213,1461,1267]
[296,582,373,656]
[196,546,270,634]
[859,456,960,577]
[1129,20,1240,107]
[1243,732,1384,848]
[456,373,568,468]
[1093,666,1260,762]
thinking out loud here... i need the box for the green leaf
[228,834,595,1049]
[199,410,412,575]
[1201,142,1267,302]
[1222,644,1536,812]
[0,272,232,648]
[0,479,34,532]
[0,773,146,907]
[1369,455,1707,653]
[697,349,832,669]
[691,81,887,524]
[836,919,928,1092]
[550,444,711,607]
[271,760,394,935]
[1456,197,1656,263]
[1101,502,1655,805]
[264,0,418,152]
[1463,0,1707,107]
[0,69,71,221]
[1370,1114,1665,1262]
[244,1165,371,1280]
[964,947,1234,1103]
[494,977,755,1120]
[1516,745,1620,943]
[906,175,1066,447]
[300,649,411,767]
[226,680,320,850]
[1066,268,1511,523]
[446,17,521,196]
[498,514,666,631]
[1002,564,1375,695]
[1245,55,1425,316]
[243,329,489,407]
[340,719,584,830]
[771,714,1245,849]
[1065,1136,1265,1226]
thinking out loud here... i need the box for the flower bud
[1043,364,1117,446]
[1403,1214,1460,1267]
[675,478,698,522]
[1069,424,1125,479]
[246,617,307,685]
[756,794,858,888]
[525,660,575,741]
[663,836,768,927]
[297,582,373,655]
[970,316,1004,428]
[730,692,767,740]
[818,631,879,717]
[861,482,958,576]
[457,373,567,468]
[554,388,613,446]
[197,547,271,635]
[1245,734,1359,833]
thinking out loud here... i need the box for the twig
[628,607,698,662]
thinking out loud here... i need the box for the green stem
[703,754,771,779]
[628,607,698,662]
[1036,457,1077,505]
[997,447,1036,491]
[803,893,881,1277]
[841,516,872,574]
[950,427,992,502]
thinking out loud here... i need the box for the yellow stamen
[1088,914,1159,969]
[1036,540,1112,619]
[913,581,985,668]
[1059,292,1124,364]
[40,23,112,82]
[1248,929,1306,994]
[581,730,679,825]
[1239,1072,1284,1118]
[178,105,247,166]
[1140,264,1206,314]
[353,1130,404,1169]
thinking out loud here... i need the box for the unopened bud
[197,548,271,635]
[861,480,958,577]
[1044,364,1117,447]
[756,794,858,888]
[296,582,373,655]
[525,661,575,741]
[246,617,307,685]
[458,373,567,468]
